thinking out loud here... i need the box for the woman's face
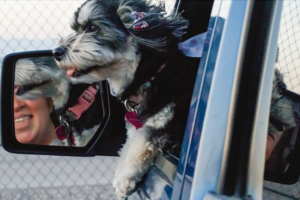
[14,94,56,145]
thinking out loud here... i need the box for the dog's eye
[88,25,99,32]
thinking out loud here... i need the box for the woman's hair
[50,111,60,128]
[46,97,60,128]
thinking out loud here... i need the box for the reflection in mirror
[14,57,103,147]
[265,69,300,174]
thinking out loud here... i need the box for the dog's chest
[125,92,175,131]
[144,103,175,129]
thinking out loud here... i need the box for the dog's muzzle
[52,47,66,62]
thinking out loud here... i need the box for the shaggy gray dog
[51,0,299,198]
[52,0,190,198]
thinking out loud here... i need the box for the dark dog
[52,0,200,198]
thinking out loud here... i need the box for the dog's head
[268,68,299,149]
[53,0,188,94]
[272,68,287,102]
[14,57,70,109]
[269,97,299,133]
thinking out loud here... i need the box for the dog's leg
[113,105,174,199]
[113,124,167,199]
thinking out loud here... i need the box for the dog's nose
[52,47,65,62]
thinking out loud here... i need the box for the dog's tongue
[67,68,76,77]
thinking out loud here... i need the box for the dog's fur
[53,0,200,198]
[270,69,299,133]
[52,0,300,198]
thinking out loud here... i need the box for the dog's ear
[70,5,81,31]
[270,97,298,131]
[272,68,287,102]
[117,0,188,51]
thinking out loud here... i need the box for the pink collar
[68,85,98,120]
[123,63,167,130]
[124,92,144,130]
[55,84,98,146]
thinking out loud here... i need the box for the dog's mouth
[15,80,52,96]
[68,65,101,78]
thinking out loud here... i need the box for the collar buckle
[124,99,140,113]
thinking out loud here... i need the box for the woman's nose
[14,94,25,111]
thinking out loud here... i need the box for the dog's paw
[113,176,137,199]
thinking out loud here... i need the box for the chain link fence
[276,0,300,94]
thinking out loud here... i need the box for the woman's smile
[14,115,33,130]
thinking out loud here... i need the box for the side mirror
[1,51,127,156]
[264,89,300,184]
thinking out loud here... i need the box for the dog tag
[55,125,75,145]
[125,112,143,129]
[56,125,67,141]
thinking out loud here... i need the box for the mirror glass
[265,89,300,174]
[14,57,104,147]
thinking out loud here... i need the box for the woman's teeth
[15,116,31,125]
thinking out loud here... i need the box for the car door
[136,0,284,200]
[183,1,283,199]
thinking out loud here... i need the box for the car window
[0,1,175,199]
[263,0,300,199]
